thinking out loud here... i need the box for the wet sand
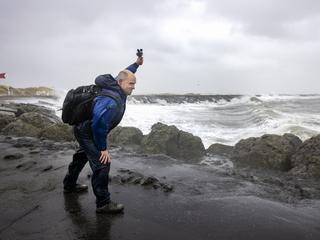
[1,136,320,240]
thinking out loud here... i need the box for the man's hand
[136,56,143,65]
[99,150,111,164]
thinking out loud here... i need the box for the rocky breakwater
[109,122,206,162]
[109,123,320,179]
[0,102,74,142]
[203,133,320,201]
[110,124,320,201]
[231,133,302,171]
[202,132,320,179]
[228,133,320,178]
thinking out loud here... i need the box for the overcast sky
[1,0,320,94]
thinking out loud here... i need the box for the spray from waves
[122,94,320,148]
[128,94,320,106]
[255,94,320,102]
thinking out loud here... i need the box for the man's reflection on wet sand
[63,193,123,240]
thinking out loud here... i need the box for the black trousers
[63,121,111,208]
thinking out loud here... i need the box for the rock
[42,165,53,172]
[29,149,41,154]
[39,123,74,142]
[18,112,59,129]
[0,106,17,114]
[0,114,16,131]
[3,153,24,160]
[111,168,174,192]
[142,123,179,155]
[231,133,302,171]
[161,183,174,192]
[16,161,37,170]
[2,103,61,123]
[14,103,57,118]
[108,126,143,146]
[206,143,234,157]
[262,177,285,187]
[141,122,205,162]
[1,103,65,139]
[140,176,159,186]
[2,119,41,138]
[13,137,39,148]
[177,131,206,160]
[290,135,320,178]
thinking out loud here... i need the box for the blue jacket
[92,63,139,151]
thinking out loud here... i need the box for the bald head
[116,69,136,82]
[116,69,136,96]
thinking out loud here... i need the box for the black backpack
[61,84,121,125]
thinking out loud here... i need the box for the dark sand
[1,136,320,240]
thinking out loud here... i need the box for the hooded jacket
[91,63,139,151]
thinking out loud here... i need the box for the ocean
[3,94,320,148]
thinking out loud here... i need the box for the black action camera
[136,49,143,57]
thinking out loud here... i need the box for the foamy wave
[255,94,320,102]
[5,93,320,149]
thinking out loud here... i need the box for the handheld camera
[136,49,143,57]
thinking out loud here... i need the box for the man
[63,55,143,214]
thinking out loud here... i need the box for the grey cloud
[0,0,320,94]
[205,0,320,39]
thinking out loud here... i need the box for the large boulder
[18,112,59,129]
[1,103,71,142]
[206,143,234,157]
[39,123,74,142]
[2,119,41,137]
[290,135,320,178]
[141,122,205,162]
[108,126,143,146]
[231,133,302,171]
[0,113,16,131]
[14,103,56,117]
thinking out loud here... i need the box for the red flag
[0,73,6,79]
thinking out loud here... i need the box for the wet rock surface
[206,143,234,157]
[18,111,59,129]
[39,123,74,142]
[108,126,143,147]
[110,168,173,192]
[3,153,24,160]
[0,114,16,131]
[290,135,320,178]
[9,102,58,119]
[231,133,302,171]
[0,103,73,142]
[0,135,320,240]
[2,119,42,137]
[141,122,205,162]
[229,167,320,202]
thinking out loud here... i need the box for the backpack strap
[96,91,122,106]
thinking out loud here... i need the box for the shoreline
[0,95,59,100]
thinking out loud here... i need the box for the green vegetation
[0,85,55,97]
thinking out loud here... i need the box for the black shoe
[64,184,88,193]
[96,201,124,214]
